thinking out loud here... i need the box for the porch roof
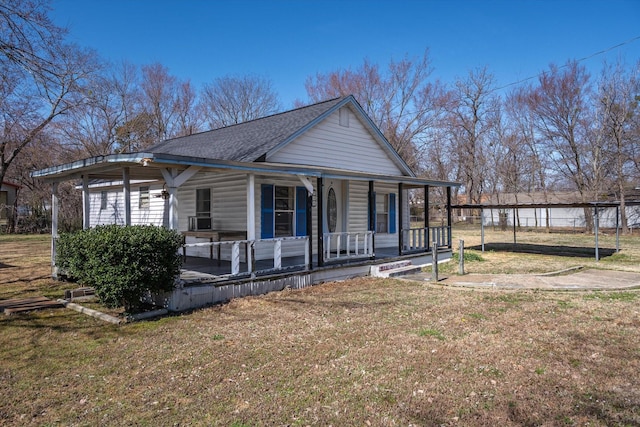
[31,151,460,189]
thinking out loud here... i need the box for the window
[100,191,107,210]
[195,188,212,230]
[376,194,388,233]
[261,185,307,238]
[274,186,294,237]
[139,186,150,209]
[375,193,397,234]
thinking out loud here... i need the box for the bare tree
[174,80,203,136]
[505,87,554,228]
[140,63,178,143]
[596,59,640,231]
[304,50,449,172]
[200,75,280,129]
[446,67,499,205]
[526,61,596,228]
[0,0,97,186]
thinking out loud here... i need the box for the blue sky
[51,0,640,108]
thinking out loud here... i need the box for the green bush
[57,225,183,312]
[452,250,485,263]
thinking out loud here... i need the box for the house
[0,181,20,230]
[32,96,459,311]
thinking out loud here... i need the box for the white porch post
[246,174,255,273]
[51,182,59,279]
[168,186,178,230]
[123,167,131,226]
[160,166,201,231]
[247,174,255,240]
[82,175,90,229]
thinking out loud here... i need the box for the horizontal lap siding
[267,108,403,176]
[89,185,164,227]
[348,181,368,232]
[90,191,123,226]
[180,172,247,259]
[133,184,164,226]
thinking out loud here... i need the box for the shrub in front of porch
[57,225,183,312]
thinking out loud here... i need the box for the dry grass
[1,233,640,426]
[441,226,640,275]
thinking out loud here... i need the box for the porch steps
[370,260,425,278]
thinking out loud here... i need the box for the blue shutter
[295,186,307,236]
[261,184,274,238]
[389,193,396,234]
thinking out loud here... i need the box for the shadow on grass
[468,242,616,258]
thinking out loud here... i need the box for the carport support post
[616,206,620,253]
[480,208,485,253]
[594,207,600,262]
[458,239,465,275]
[513,208,517,245]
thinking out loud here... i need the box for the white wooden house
[33,96,459,311]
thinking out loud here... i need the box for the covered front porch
[34,152,458,311]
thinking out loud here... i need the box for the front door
[324,180,347,252]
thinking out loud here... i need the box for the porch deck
[180,246,412,284]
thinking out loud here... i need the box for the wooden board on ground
[0,296,64,315]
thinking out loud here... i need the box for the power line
[493,35,640,92]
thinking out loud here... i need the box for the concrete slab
[401,269,640,291]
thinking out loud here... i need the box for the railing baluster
[274,239,282,269]
[231,242,240,275]
[336,234,341,258]
[304,239,310,270]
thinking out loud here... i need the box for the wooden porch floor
[180,246,410,283]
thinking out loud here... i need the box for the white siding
[267,107,405,176]
[179,172,248,259]
[348,181,369,232]
[89,184,164,227]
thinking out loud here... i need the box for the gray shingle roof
[148,96,346,162]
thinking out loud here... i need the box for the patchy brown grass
[1,233,640,426]
[441,226,640,275]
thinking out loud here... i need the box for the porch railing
[182,236,310,277]
[402,226,451,252]
[323,231,374,262]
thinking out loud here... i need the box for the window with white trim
[274,186,294,237]
[139,186,150,209]
[375,192,396,234]
[376,194,388,233]
[100,191,108,210]
[261,185,307,239]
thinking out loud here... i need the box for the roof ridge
[153,96,346,147]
